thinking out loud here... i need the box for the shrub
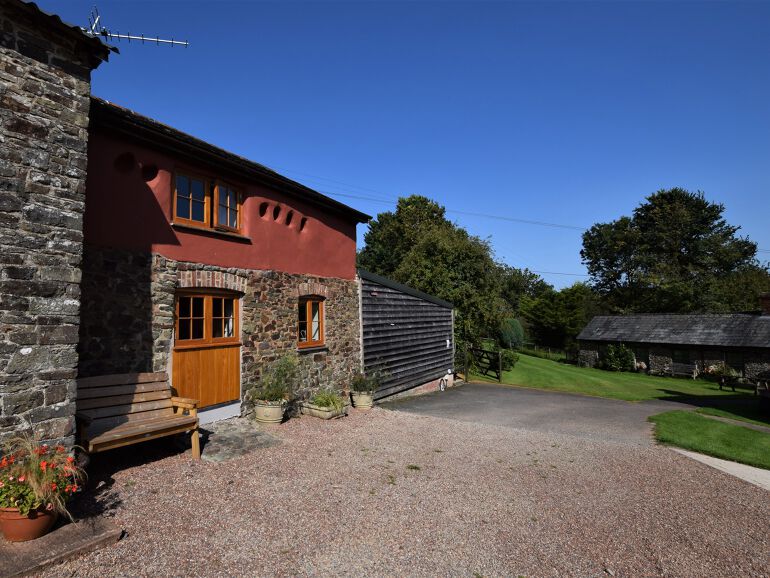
[498,318,525,349]
[705,362,741,381]
[310,389,345,411]
[250,354,298,403]
[351,372,379,393]
[602,344,636,372]
[500,349,519,371]
[0,436,86,518]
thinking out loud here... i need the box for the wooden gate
[465,347,502,383]
[171,292,241,408]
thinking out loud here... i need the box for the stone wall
[577,342,599,368]
[0,3,106,444]
[78,248,362,411]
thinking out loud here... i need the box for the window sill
[297,345,328,355]
[171,222,251,243]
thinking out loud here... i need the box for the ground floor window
[298,297,324,348]
[175,292,239,346]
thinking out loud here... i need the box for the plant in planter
[350,372,379,409]
[249,354,298,424]
[300,389,348,420]
[0,436,85,542]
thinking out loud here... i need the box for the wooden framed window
[174,173,242,233]
[174,173,210,227]
[215,182,241,231]
[297,297,324,348]
[175,292,239,348]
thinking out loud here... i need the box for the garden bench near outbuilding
[76,372,201,460]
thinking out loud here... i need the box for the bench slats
[79,399,174,421]
[90,415,198,445]
[78,381,169,400]
[77,390,171,410]
[86,408,181,435]
[76,372,168,389]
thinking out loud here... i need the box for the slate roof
[578,314,770,349]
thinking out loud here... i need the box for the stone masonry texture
[78,248,362,414]
[0,2,105,445]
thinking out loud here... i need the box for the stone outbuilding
[577,296,770,381]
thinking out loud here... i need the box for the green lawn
[649,411,770,470]
[471,353,742,402]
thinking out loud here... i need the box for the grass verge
[472,353,745,402]
[648,410,770,470]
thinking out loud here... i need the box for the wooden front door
[172,292,240,408]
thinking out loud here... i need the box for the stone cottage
[577,295,770,380]
[1,0,457,449]
[0,0,369,445]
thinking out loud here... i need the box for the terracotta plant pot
[351,391,374,409]
[253,401,286,424]
[299,402,347,420]
[0,507,58,542]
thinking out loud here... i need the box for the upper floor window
[174,173,241,233]
[297,297,324,349]
[216,183,240,231]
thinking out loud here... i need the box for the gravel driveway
[47,409,768,578]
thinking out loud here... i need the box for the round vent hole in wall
[285,210,294,226]
[259,202,269,218]
[140,163,159,182]
[273,205,281,220]
[299,217,308,232]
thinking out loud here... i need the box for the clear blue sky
[47,0,770,288]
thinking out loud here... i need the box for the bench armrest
[171,396,199,410]
[75,412,93,426]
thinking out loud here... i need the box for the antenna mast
[83,7,189,48]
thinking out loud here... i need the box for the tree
[357,195,549,347]
[357,195,447,277]
[520,282,604,349]
[581,188,768,313]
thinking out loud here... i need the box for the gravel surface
[45,409,769,578]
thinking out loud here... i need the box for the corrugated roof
[578,314,770,349]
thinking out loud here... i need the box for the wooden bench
[76,372,201,460]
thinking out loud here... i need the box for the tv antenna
[82,6,189,48]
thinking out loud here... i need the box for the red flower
[66,456,75,464]
[56,445,65,453]
[18,475,25,482]
[40,461,47,472]
[50,483,57,491]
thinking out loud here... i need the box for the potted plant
[300,389,347,420]
[350,372,378,409]
[249,354,298,424]
[0,436,85,542]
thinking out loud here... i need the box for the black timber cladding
[359,270,454,400]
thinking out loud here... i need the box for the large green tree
[581,188,769,313]
[520,282,604,349]
[357,195,544,346]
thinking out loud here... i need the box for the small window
[174,173,209,226]
[297,297,324,348]
[215,182,240,231]
[175,293,239,346]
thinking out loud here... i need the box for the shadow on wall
[77,151,178,377]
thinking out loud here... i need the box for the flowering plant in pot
[0,436,85,542]
[249,354,298,424]
[350,372,378,409]
[300,389,347,420]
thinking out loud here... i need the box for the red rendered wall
[84,131,359,280]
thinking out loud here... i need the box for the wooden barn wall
[360,277,454,399]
